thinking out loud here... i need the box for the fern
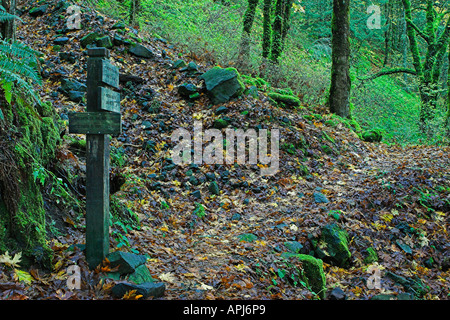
[0,40,42,104]
[0,5,21,24]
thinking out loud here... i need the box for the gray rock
[328,287,346,300]
[214,106,229,115]
[209,181,220,195]
[54,37,69,45]
[59,78,86,95]
[172,59,187,69]
[96,35,113,49]
[177,83,198,98]
[313,192,329,203]
[29,5,48,17]
[106,251,147,275]
[129,44,155,59]
[111,282,165,299]
[284,241,304,254]
[80,32,99,48]
[199,67,245,104]
[313,223,351,267]
[67,90,84,102]
[128,264,155,285]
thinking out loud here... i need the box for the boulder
[313,223,351,267]
[111,282,165,299]
[361,129,383,142]
[106,251,147,275]
[80,32,100,48]
[282,253,326,299]
[127,264,155,285]
[53,37,70,45]
[199,67,245,104]
[129,44,155,59]
[177,83,198,98]
[29,5,48,17]
[96,35,113,49]
[58,78,86,95]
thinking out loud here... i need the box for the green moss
[364,247,378,264]
[314,223,351,267]
[241,75,269,89]
[281,253,326,299]
[110,196,140,229]
[362,129,383,143]
[268,92,300,108]
[0,97,60,266]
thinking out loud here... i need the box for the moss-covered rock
[268,92,300,108]
[0,98,61,266]
[362,129,383,142]
[282,252,327,299]
[313,223,351,267]
[199,66,245,104]
[364,247,378,264]
[80,32,100,48]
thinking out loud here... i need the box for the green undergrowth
[0,96,61,267]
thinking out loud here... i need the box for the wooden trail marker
[68,47,121,269]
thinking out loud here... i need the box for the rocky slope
[0,0,448,300]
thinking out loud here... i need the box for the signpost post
[68,47,121,269]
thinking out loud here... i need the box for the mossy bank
[0,96,61,267]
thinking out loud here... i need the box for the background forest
[91,0,450,145]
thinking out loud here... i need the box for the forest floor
[0,0,449,300]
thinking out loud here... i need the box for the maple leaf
[14,269,33,285]
[0,251,22,268]
[122,289,143,300]
[198,282,214,290]
[159,272,176,283]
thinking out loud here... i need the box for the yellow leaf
[199,282,214,290]
[14,269,33,285]
[235,263,250,272]
[159,272,176,283]
[122,289,143,300]
[0,251,22,268]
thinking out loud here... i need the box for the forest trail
[1,0,447,300]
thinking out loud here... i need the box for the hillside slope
[1,0,448,300]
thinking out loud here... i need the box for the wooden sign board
[99,86,121,113]
[101,60,119,89]
[68,112,122,135]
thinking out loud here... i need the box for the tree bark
[328,0,351,118]
[1,0,16,41]
[239,0,259,60]
[128,0,141,26]
[262,0,272,59]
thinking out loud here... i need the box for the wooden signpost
[68,47,121,269]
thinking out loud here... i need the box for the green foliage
[193,202,206,218]
[0,4,19,24]
[0,39,42,104]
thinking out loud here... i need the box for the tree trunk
[262,0,272,59]
[270,0,283,62]
[270,0,293,63]
[446,40,450,136]
[1,0,16,41]
[129,0,141,26]
[328,0,351,118]
[239,0,259,61]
